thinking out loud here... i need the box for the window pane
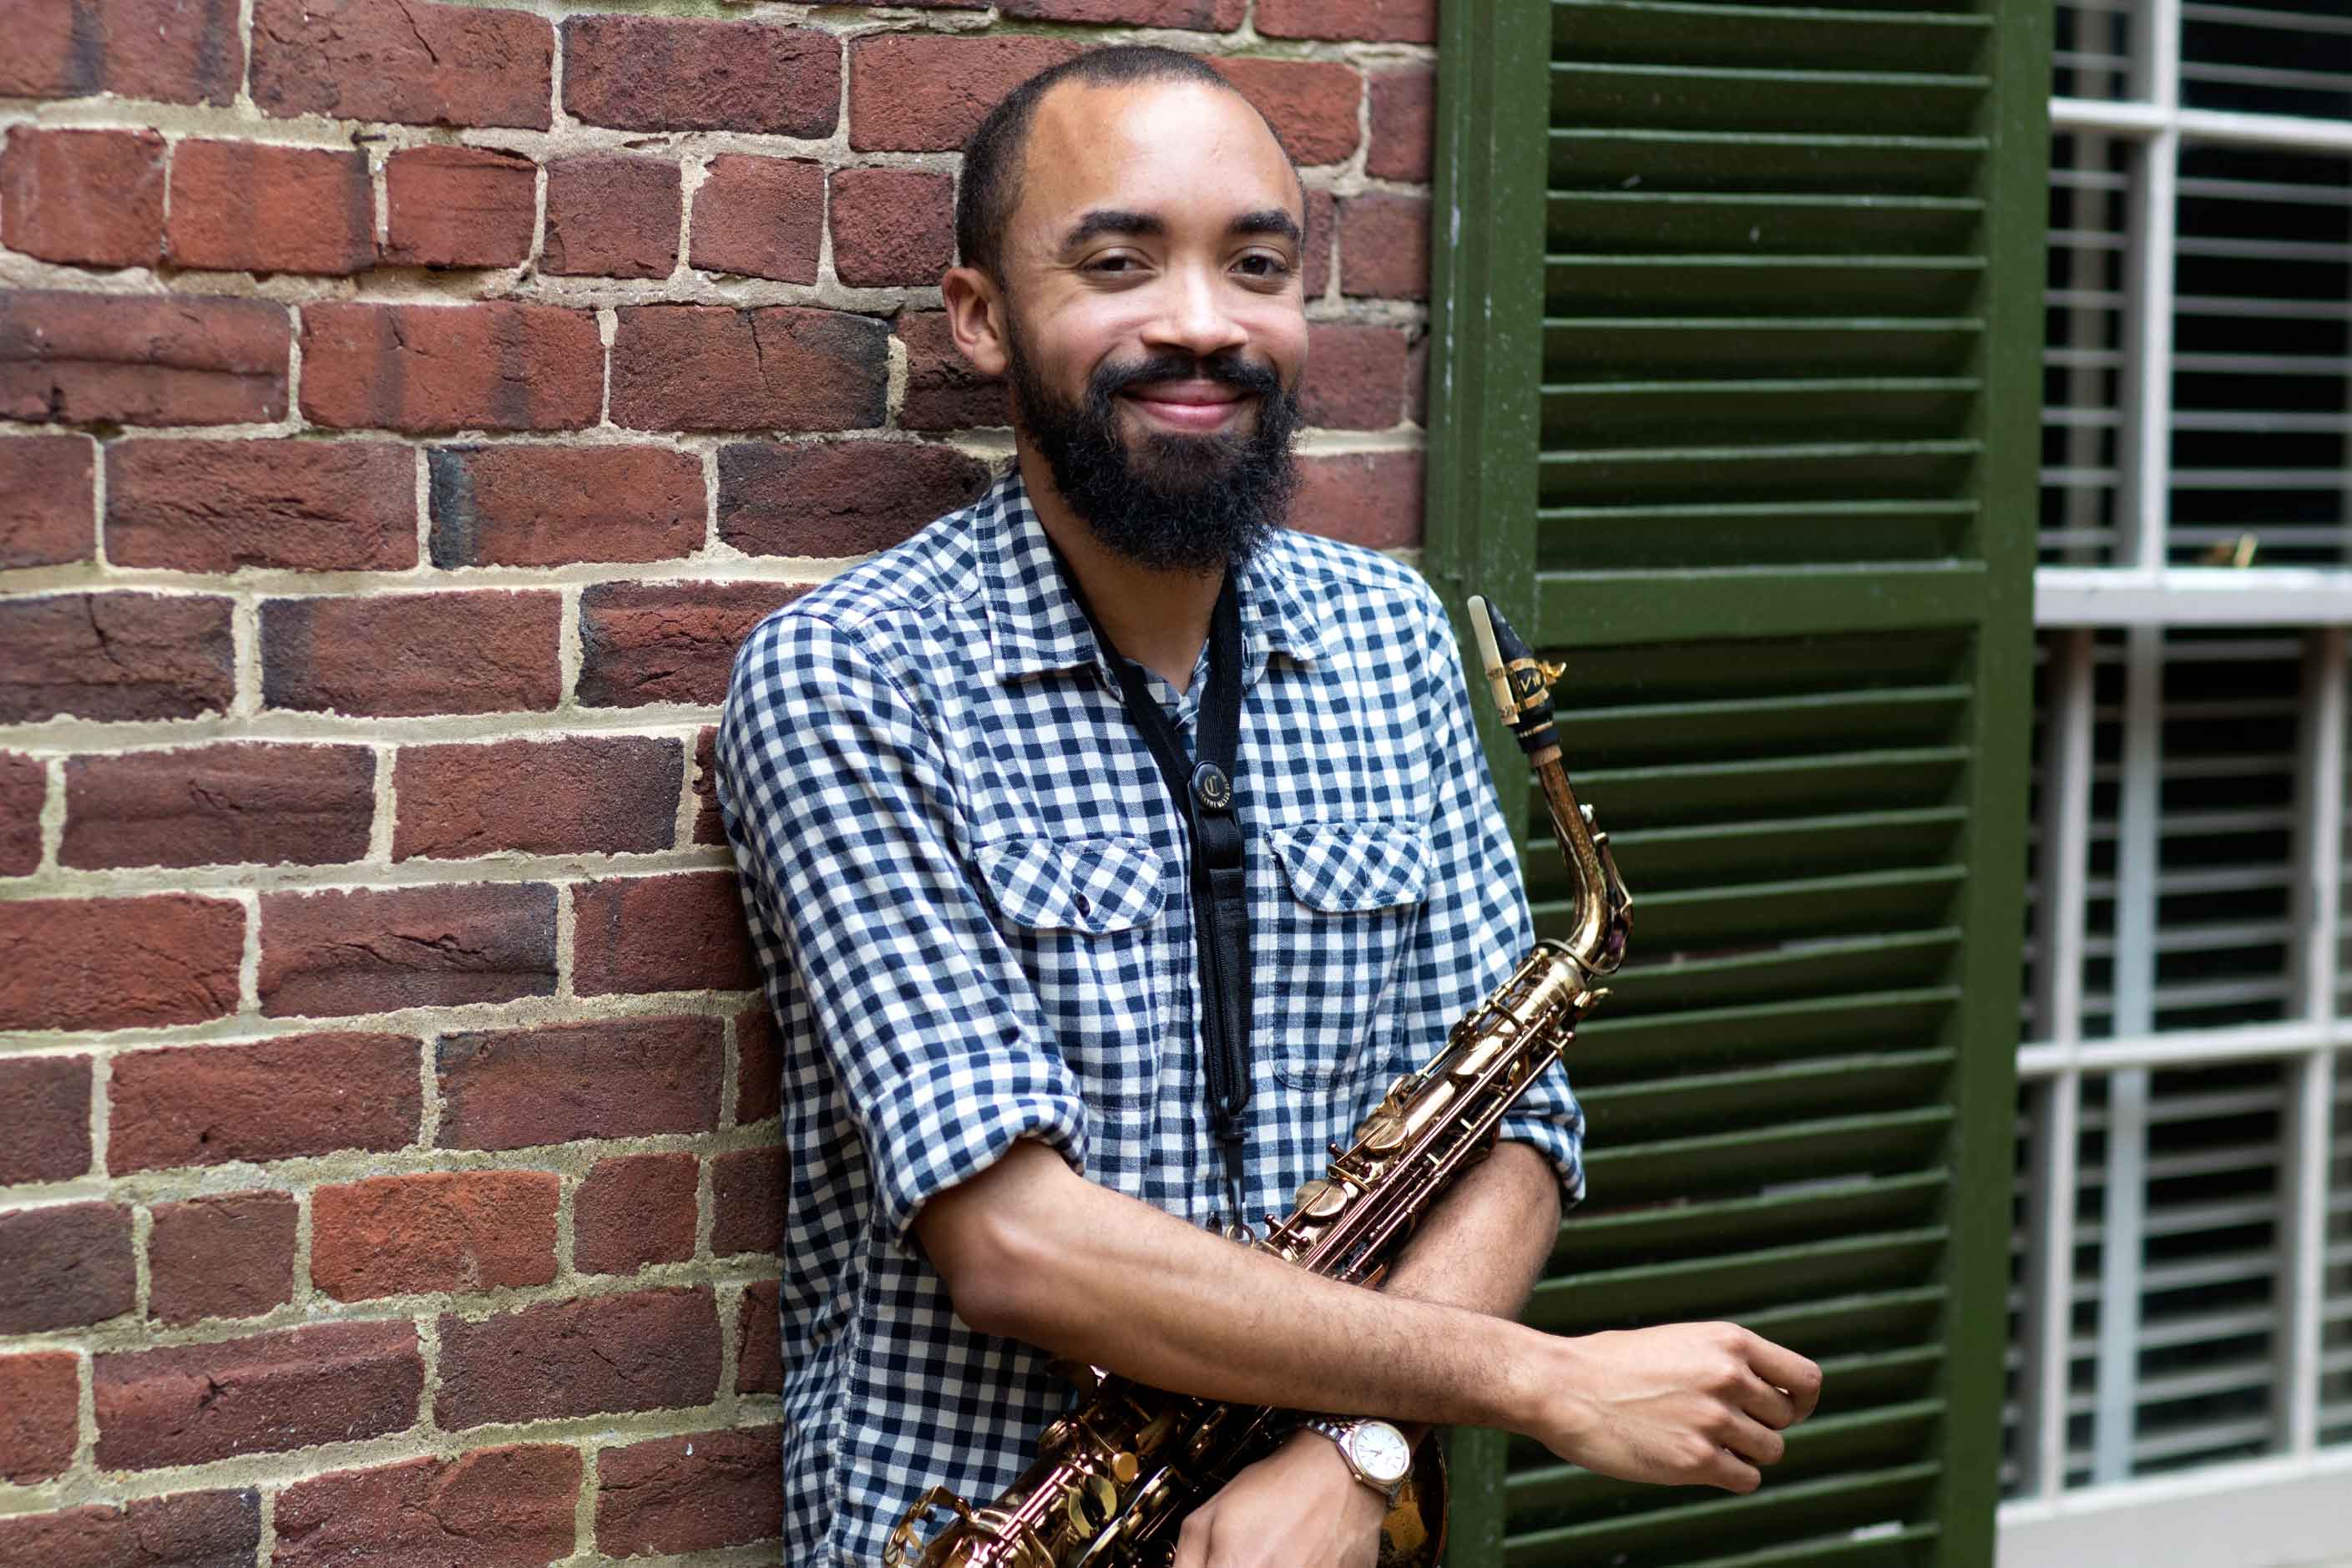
[2171,144,2352,568]
[2044,136,2134,567]
[2183,0,2352,121]
[2057,0,2141,101]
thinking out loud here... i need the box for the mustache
[1090,352,1285,404]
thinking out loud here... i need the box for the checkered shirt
[714,468,1585,1565]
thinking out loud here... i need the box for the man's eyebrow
[1061,209,1166,250]
[1232,208,1303,246]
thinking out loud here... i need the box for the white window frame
[2003,0,2352,1562]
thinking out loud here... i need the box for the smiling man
[716,46,1817,1568]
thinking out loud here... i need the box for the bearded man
[715,45,1818,1568]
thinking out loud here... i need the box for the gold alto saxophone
[883,596,1632,1568]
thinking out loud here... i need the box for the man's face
[993,78,1310,573]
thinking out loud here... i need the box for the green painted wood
[1423,0,2041,1560]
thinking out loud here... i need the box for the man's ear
[941,266,1012,380]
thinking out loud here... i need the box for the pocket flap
[976,835,1167,933]
[1269,821,1429,913]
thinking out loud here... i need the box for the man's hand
[1171,1431,1388,1568]
[1532,1321,1822,1493]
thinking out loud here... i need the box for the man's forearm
[920,1140,1554,1434]
[1363,1138,1561,1444]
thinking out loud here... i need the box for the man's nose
[1141,264,1249,359]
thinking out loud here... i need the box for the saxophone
[883,597,1632,1568]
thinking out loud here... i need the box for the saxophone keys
[1292,1177,1348,1221]
[1355,1108,1406,1153]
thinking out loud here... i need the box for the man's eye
[1236,253,1294,279]
[1085,254,1139,275]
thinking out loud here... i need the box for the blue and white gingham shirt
[716,468,1583,1564]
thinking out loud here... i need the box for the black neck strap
[1050,553,1254,1234]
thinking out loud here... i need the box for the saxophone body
[883,598,1631,1568]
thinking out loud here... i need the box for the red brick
[544,154,680,280]
[1299,322,1409,431]
[259,883,557,1017]
[148,1191,296,1326]
[688,154,822,285]
[251,0,553,129]
[578,579,806,708]
[574,1151,698,1275]
[261,589,563,716]
[393,736,682,861]
[1292,449,1424,549]
[0,0,245,105]
[1368,66,1434,184]
[1257,0,1434,43]
[274,1446,579,1568]
[1,127,166,268]
[0,1057,89,1183]
[1000,0,1242,21]
[311,1171,558,1301]
[0,749,46,876]
[300,302,601,433]
[167,140,373,276]
[0,435,95,568]
[1340,192,1429,300]
[0,1203,134,1333]
[383,145,536,269]
[0,1353,78,1483]
[426,443,704,568]
[692,726,725,847]
[718,440,990,559]
[94,1321,422,1470]
[896,311,1005,432]
[735,1280,781,1394]
[594,1426,781,1555]
[1210,58,1362,168]
[610,306,888,432]
[735,1005,781,1125]
[109,1033,420,1174]
[0,593,233,723]
[435,1287,720,1429]
[437,1016,724,1151]
[0,291,288,426]
[0,1493,260,1568]
[0,895,242,1034]
[563,16,837,137]
[1407,329,1429,426]
[849,35,1083,153]
[63,743,376,871]
[828,167,955,287]
[1304,187,1335,298]
[105,439,415,572]
[573,871,756,995]
[709,1146,782,1258]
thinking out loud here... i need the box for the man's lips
[1120,381,1252,429]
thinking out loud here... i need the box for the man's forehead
[1017,78,1302,231]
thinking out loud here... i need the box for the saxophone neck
[1466,596,1632,980]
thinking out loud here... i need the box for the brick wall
[0,0,1436,1559]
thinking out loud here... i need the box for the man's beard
[1004,319,1301,575]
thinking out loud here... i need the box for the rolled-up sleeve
[716,608,1090,1250]
[1379,590,1586,1208]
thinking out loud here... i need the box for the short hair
[954,45,1300,283]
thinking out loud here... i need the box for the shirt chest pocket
[974,834,1169,1123]
[1262,821,1429,1090]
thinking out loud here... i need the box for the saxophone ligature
[883,596,1631,1568]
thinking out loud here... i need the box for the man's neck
[1016,444,1224,696]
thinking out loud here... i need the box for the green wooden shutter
[1424,2,2048,1565]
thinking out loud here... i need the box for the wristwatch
[1302,1416,1412,1505]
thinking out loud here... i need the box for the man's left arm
[1174,588,1579,1566]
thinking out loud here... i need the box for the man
[716,46,1819,1567]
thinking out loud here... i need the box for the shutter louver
[1427,0,2042,1562]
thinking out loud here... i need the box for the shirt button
[1075,893,1093,916]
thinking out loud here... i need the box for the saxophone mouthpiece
[1466,596,1567,750]
[1465,595,1519,721]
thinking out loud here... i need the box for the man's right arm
[916,1139,1818,1493]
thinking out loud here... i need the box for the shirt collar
[979,464,1338,688]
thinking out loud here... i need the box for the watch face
[1347,1420,1413,1485]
